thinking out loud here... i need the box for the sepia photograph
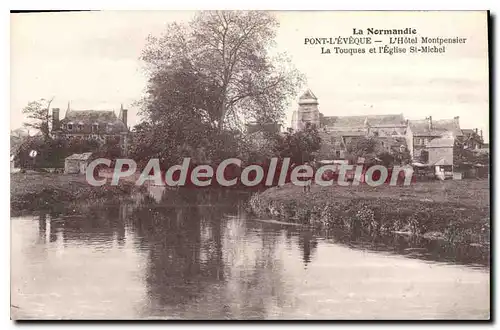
[10,10,490,320]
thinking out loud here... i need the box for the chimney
[475,128,478,134]
[480,129,483,138]
[454,116,460,127]
[427,116,432,130]
[52,108,60,131]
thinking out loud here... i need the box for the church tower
[292,89,320,131]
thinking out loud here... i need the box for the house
[426,137,454,179]
[460,128,484,150]
[52,103,129,155]
[64,152,93,174]
[406,116,462,162]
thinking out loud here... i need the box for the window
[92,123,99,133]
[67,123,73,130]
[335,150,341,158]
[77,124,83,131]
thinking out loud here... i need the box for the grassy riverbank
[249,180,490,245]
[10,172,137,212]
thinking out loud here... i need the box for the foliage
[454,140,489,167]
[378,149,412,167]
[345,137,377,164]
[276,123,321,164]
[392,148,412,165]
[345,137,411,166]
[134,11,305,167]
[249,182,490,245]
[129,120,245,169]
[16,136,101,169]
[141,11,304,131]
[22,98,54,141]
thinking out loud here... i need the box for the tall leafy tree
[140,11,304,131]
[277,123,321,164]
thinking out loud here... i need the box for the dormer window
[92,123,99,133]
[77,122,84,131]
[106,123,113,133]
[67,122,73,130]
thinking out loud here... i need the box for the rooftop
[59,109,127,134]
[65,152,93,161]
[321,114,405,128]
[409,118,462,137]
[427,137,455,148]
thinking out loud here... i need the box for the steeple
[298,89,318,105]
[295,89,320,130]
[119,103,128,128]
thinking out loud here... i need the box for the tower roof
[298,89,318,105]
[299,89,317,100]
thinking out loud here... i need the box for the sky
[10,11,489,141]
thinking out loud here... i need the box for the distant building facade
[291,90,408,161]
[52,103,129,155]
[405,116,463,163]
[290,89,472,167]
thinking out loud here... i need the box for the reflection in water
[11,188,490,320]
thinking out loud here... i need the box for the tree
[345,137,378,164]
[141,11,304,131]
[15,136,101,169]
[377,149,412,167]
[22,97,54,141]
[392,148,412,165]
[454,139,489,168]
[277,123,321,164]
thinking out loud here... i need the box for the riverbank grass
[249,180,490,245]
[10,172,136,211]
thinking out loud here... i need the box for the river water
[11,188,490,320]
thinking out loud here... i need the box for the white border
[4,1,497,328]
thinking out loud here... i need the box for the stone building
[291,89,320,130]
[291,89,407,160]
[405,116,462,162]
[64,152,93,174]
[426,137,455,179]
[290,89,466,166]
[52,103,129,155]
